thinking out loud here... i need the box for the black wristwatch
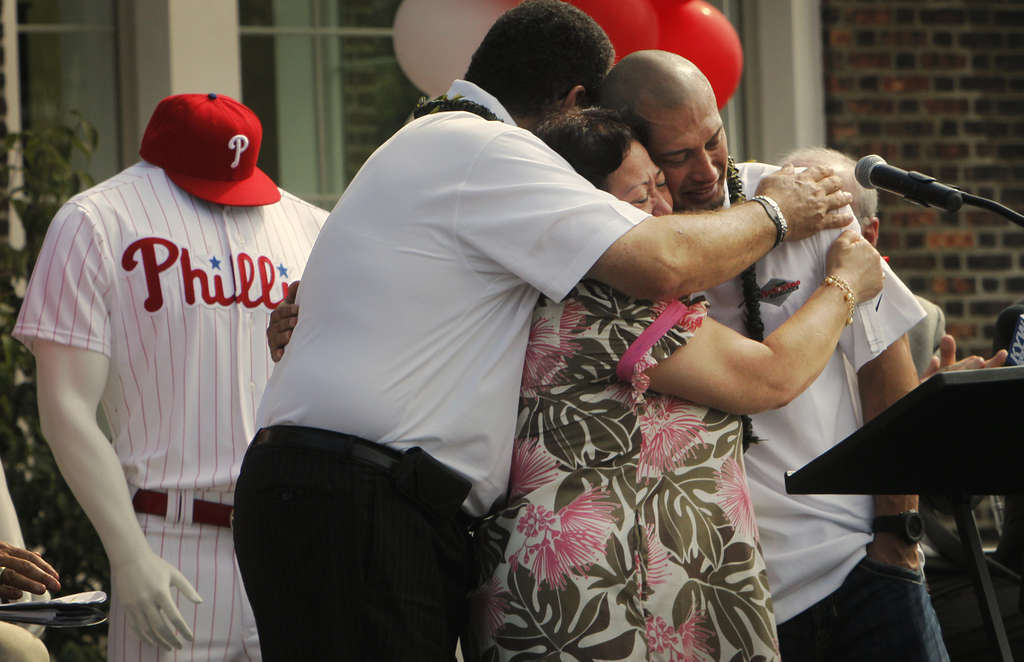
[872,511,924,544]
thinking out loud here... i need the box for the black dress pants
[232,431,472,661]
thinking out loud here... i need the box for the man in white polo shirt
[233,2,854,660]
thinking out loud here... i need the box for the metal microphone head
[854,154,886,190]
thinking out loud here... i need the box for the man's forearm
[587,201,776,301]
[858,335,919,516]
[859,335,922,568]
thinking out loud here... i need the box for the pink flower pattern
[643,523,671,596]
[521,299,586,393]
[629,351,660,397]
[508,487,618,590]
[638,395,709,480]
[677,301,709,333]
[645,611,713,662]
[605,380,641,409]
[467,281,777,661]
[508,436,559,502]
[469,576,513,640]
[646,615,677,655]
[716,456,758,542]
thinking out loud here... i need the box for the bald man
[602,51,948,661]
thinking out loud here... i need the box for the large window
[239,0,422,208]
[16,0,120,180]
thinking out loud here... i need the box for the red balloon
[653,0,743,109]
[567,0,660,62]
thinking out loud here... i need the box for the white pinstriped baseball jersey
[15,161,326,498]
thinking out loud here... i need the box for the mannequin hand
[112,551,202,650]
[0,541,60,601]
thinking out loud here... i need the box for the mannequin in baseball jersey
[17,94,326,661]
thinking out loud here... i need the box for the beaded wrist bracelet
[823,274,856,325]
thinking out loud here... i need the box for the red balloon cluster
[567,0,743,109]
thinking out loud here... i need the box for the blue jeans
[777,556,950,662]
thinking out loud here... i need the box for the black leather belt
[250,425,472,524]
[251,425,401,471]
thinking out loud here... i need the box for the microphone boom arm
[961,192,1024,230]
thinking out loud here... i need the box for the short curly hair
[465,0,614,119]
[535,107,640,190]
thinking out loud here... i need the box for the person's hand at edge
[0,541,59,602]
[919,333,1007,382]
[268,280,300,362]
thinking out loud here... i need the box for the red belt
[132,489,233,528]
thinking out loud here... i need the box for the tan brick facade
[822,0,1024,357]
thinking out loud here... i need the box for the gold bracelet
[823,274,856,326]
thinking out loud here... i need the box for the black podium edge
[784,364,1024,495]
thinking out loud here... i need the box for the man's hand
[268,280,300,362]
[756,164,854,242]
[112,551,202,650]
[0,541,60,601]
[866,533,920,571]
[919,333,1008,382]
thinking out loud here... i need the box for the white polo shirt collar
[443,79,518,126]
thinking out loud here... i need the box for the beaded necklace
[726,158,767,343]
[412,94,500,122]
[726,157,764,450]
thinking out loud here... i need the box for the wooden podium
[786,365,1024,661]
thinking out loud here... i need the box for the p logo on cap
[228,135,250,168]
[140,93,280,207]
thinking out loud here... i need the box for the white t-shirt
[257,81,650,516]
[705,162,926,622]
[14,162,326,497]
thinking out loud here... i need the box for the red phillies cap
[139,93,280,206]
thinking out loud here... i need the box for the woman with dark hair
[466,108,884,661]
[535,107,671,217]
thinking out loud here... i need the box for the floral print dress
[466,281,779,662]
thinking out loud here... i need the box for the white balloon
[393,0,517,97]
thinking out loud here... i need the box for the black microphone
[992,303,1024,366]
[854,155,964,212]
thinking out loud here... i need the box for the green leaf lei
[412,94,500,122]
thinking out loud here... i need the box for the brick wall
[821,0,1024,358]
